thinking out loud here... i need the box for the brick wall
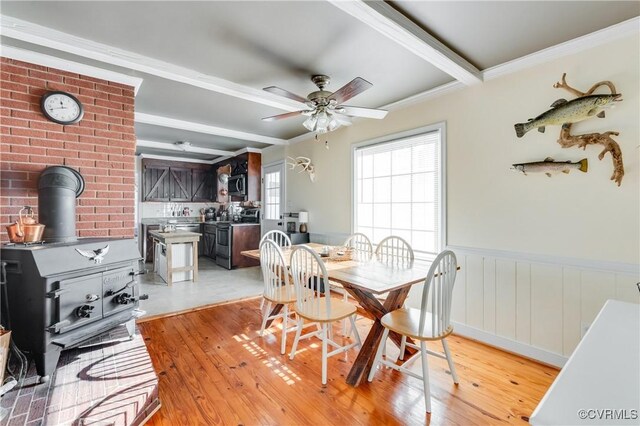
[0,57,136,242]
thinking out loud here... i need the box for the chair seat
[381,307,453,341]
[296,298,357,323]
[263,285,296,304]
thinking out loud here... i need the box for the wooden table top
[149,230,201,244]
[241,243,433,295]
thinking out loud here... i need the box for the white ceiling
[1,1,638,159]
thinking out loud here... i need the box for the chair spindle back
[260,240,292,301]
[375,236,414,264]
[344,233,373,259]
[260,230,292,248]
[290,245,331,319]
[419,250,457,338]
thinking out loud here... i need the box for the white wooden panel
[530,264,563,354]
[562,268,582,356]
[580,271,616,332]
[450,255,466,323]
[615,273,640,304]
[465,255,484,330]
[495,259,516,340]
[516,262,531,344]
[483,257,496,333]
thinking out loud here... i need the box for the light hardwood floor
[138,298,558,425]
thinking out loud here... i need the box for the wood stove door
[103,266,137,317]
[56,273,104,334]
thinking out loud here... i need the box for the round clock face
[40,91,84,125]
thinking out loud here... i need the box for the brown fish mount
[552,74,624,186]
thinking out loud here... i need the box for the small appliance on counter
[204,207,216,221]
[240,208,260,223]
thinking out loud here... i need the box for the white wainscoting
[435,246,640,367]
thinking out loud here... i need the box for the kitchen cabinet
[231,225,260,268]
[213,152,261,202]
[192,169,214,202]
[203,224,217,259]
[142,159,215,202]
[143,224,161,262]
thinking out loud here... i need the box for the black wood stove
[0,166,147,381]
[1,238,145,381]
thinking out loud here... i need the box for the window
[264,170,281,220]
[353,124,444,258]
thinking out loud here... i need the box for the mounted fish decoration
[514,94,622,138]
[511,157,588,177]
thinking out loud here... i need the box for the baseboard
[452,321,568,368]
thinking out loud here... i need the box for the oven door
[55,273,104,334]
[215,226,231,257]
[228,174,246,196]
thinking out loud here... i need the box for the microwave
[228,174,246,197]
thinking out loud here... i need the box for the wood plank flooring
[138,298,558,425]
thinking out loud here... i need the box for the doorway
[261,161,285,236]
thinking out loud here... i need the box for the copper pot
[6,222,24,243]
[22,223,45,243]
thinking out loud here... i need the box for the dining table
[241,242,435,386]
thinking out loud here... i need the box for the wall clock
[40,91,84,125]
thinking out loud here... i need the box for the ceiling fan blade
[263,86,308,104]
[262,110,311,122]
[328,77,372,104]
[338,105,388,119]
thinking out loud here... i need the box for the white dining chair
[260,230,292,248]
[258,230,292,310]
[367,250,459,413]
[374,235,414,264]
[288,245,362,385]
[258,240,297,354]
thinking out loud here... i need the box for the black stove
[1,237,145,381]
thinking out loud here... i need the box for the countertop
[149,230,201,243]
[141,218,259,227]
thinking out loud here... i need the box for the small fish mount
[514,73,624,186]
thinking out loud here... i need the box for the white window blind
[353,129,442,257]
[264,171,281,220]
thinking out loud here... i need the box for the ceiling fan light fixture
[303,114,317,131]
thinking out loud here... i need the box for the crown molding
[327,0,482,85]
[135,112,288,146]
[0,44,143,94]
[137,139,234,157]
[138,153,217,165]
[0,14,304,112]
[483,16,640,81]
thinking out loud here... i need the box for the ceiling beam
[326,0,482,85]
[1,45,144,94]
[137,139,234,157]
[0,14,305,112]
[135,112,288,146]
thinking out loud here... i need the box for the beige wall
[282,34,639,265]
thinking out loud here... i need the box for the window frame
[350,122,447,258]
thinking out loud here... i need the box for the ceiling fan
[261,75,388,134]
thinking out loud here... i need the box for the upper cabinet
[142,159,214,202]
[216,152,261,202]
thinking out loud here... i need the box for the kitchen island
[149,230,201,286]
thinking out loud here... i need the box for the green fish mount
[514,73,624,186]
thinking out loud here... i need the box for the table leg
[344,286,416,386]
[166,243,173,286]
[264,303,284,328]
[192,241,199,282]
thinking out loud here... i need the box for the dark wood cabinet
[142,159,215,202]
[142,165,170,201]
[144,224,161,262]
[214,152,261,202]
[192,169,214,202]
[231,225,260,268]
[203,224,216,259]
